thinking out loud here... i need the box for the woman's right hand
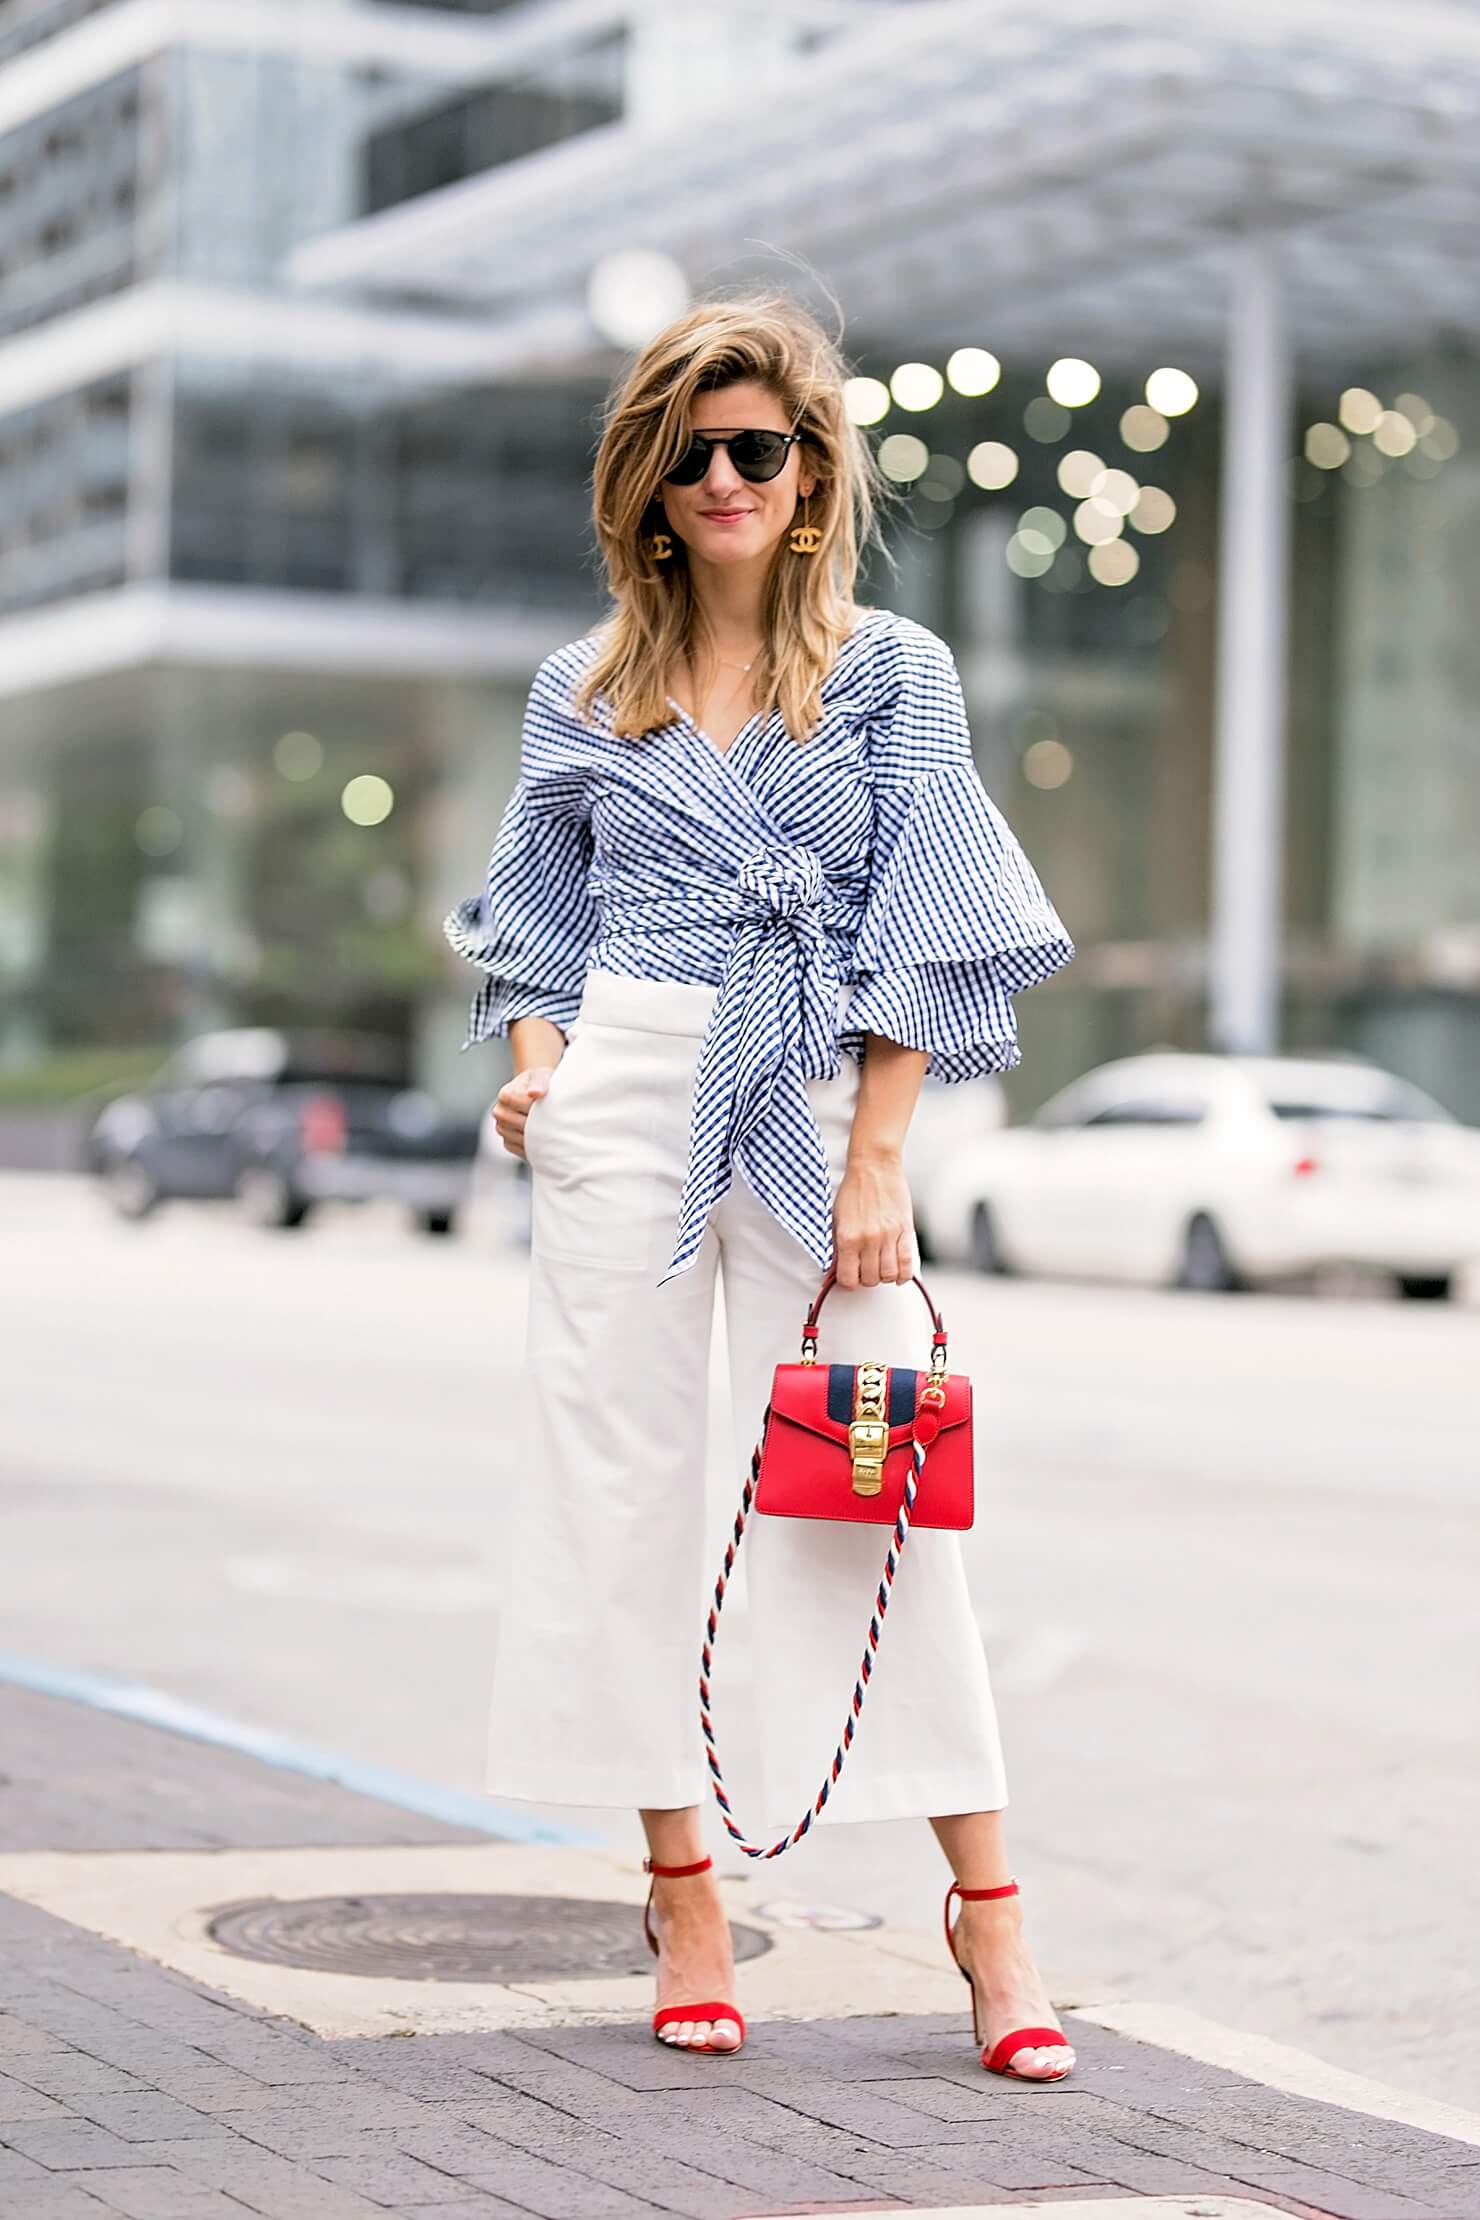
[492,1065,558,1160]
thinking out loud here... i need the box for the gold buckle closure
[850,1361,889,1496]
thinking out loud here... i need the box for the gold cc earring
[639,507,674,562]
[789,500,821,556]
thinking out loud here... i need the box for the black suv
[85,1028,479,1236]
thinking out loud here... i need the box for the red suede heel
[643,1856,746,2054]
[944,1880,1074,2082]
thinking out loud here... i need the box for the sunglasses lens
[662,432,794,486]
[663,438,711,486]
[731,431,790,481]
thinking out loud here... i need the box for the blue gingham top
[446,606,1074,1283]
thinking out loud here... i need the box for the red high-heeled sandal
[643,1856,747,2053]
[944,1880,1075,2081]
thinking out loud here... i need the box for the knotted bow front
[445,616,1077,1287]
[735,842,822,920]
[666,837,848,1283]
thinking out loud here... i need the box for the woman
[446,294,1076,2077]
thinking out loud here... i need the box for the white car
[462,1064,1007,1258]
[907,1073,1007,1261]
[922,1052,1480,1299]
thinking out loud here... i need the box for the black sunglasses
[661,429,803,486]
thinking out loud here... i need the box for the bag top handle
[800,1265,949,1367]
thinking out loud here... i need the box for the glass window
[0,376,131,617]
[1266,1088,1449,1126]
[362,31,626,216]
[1081,1100,1207,1127]
[0,67,143,340]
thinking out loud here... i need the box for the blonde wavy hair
[572,290,894,743]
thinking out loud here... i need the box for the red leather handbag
[754,1269,973,1531]
[700,1267,975,1860]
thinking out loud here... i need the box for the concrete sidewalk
[1,1682,1477,2220]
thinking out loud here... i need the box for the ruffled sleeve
[442,647,599,1047]
[843,619,1074,1080]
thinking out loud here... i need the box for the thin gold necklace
[692,643,765,676]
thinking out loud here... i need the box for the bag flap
[768,1362,970,1447]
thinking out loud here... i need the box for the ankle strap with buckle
[642,1855,714,1879]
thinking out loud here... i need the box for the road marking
[1076,1998,1480,2151]
[0,1651,593,1848]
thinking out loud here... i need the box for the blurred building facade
[1,0,1477,1118]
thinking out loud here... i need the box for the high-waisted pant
[489,968,1009,1825]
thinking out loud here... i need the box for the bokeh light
[1121,404,1169,452]
[586,249,688,347]
[1073,497,1123,546]
[1090,467,1139,515]
[1304,423,1351,470]
[1023,739,1074,788]
[1130,486,1176,534]
[1394,392,1435,436]
[922,453,965,496]
[1024,396,1071,442]
[1005,535,1054,578]
[1344,445,1384,487]
[274,730,323,781]
[1017,505,1067,553]
[1145,368,1198,416]
[1420,417,1460,461]
[1057,449,1103,498]
[1088,539,1140,586]
[966,440,1019,489]
[879,433,930,482]
[1338,386,1382,435]
[1046,358,1101,408]
[946,348,1001,396]
[890,362,945,412]
[844,376,891,426]
[341,775,395,827]
[1372,410,1417,458]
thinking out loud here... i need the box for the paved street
[3,1173,1477,2104]
[4,1681,1479,2220]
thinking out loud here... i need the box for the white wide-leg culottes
[490,968,1009,1826]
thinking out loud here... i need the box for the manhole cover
[204,1893,774,1985]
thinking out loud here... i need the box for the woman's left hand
[833,1151,916,1288]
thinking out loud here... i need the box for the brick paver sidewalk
[2,1683,1477,2220]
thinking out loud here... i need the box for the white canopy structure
[293,0,1480,1055]
[294,0,1480,369]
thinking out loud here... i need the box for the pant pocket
[528,1022,693,1276]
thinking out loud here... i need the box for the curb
[1074,1999,1480,2154]
[0,1649,595,1847]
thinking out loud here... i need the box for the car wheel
[1179,1212,1242,1293]
[1397,1272,1452,1301]
[418,1208,456,1237]
[969,1202,1004,1275]
[237,1166,311,1230]
[104,1156,159,1221]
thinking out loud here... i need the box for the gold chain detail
[849,1361,889,1497]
